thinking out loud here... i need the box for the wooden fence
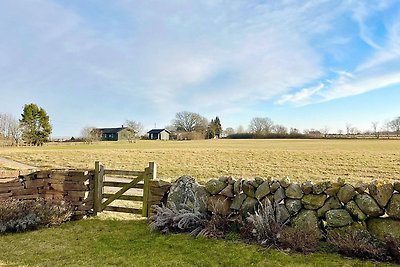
[93,161,156,217]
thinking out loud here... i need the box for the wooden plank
[103,206,142,214]
[103,181,144,189]
[101,175,144,209]
[93,161,104,215]
[102,193,143,202]
[104,170,144,176]
[142,162,156,217]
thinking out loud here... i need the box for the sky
[1,0,400,138]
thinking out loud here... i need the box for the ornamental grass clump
[149,203,208,236]
[246,199,285,247]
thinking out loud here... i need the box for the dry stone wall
[0,170,94,219]
[159,176,400,242]
[202,176,400,240]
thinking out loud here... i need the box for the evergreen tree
[206,117,223,139]
[214,116,222,138]
[20,103,52,146]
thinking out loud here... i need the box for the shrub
[327,227,388,261]
[278,226,319,254]
[384,236,400,263]
[0,198,73,234]
[32,199,73,226]
[149,203,208,235]
[197,214,244,239]
[246,199,285,247]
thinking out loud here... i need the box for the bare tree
[236,125,245,134]
[122,120,143,142]
[81,126,101,143]
[381,120,391,139]
[173,111,208,134]
[0,113,22,146]
[249,117,274,135]
[224,127,235,136]
[272,124,288,135]
[371,121,380,139]
[321,126,330,138]
[345,123,352,135]
[390,116,400,136]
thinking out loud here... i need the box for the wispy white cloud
[276,84,324,106]
[1,0,399,135]
[277,1,400,106]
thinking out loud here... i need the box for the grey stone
[387,193,400,219]
[227,177,235,185]
[301,181,313,194]
[255,181,270,201]
[270,181,280,192]
[277,204,290,224]
[367,218,400,242]
[167,176,209,213]
[354,181,368,194]
[207,195,232,216]
[337,184,356,203]
[274,187,286,203]
[280,176,291,188]
[218,176,230,183]
[291,210,322,239]
[301,194,327,210]
[345,200,367,221]
[368,180,394,208]
[285,183,303,199]
[285,199,302,215]
[354,194,384,217]
[240,197,258,216]
[313,181,331,194]
[219,184,234,198]
[242,181,255,197]
[255,177,265,185]
[326,209,353,227]
[205,179,227,195]
[394,181,400,192]
[324,183,341,196]
[249,180,259,189]
[233,178,243,194]
[317,197,341,218]
[337,177,346,186]
[230,193,247,210]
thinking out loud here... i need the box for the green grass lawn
[0,218,395,267]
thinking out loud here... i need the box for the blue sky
[1,0,400,137]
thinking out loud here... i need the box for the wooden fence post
[142,162,156,217]
[93,161,104,215]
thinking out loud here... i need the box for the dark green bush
[0,198,73,234]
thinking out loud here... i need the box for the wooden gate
[93,161,156,217]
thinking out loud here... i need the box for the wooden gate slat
[101,175,144,209]
[102,193,143,202]
[104,206,142,214]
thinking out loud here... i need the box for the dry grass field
[0,139,399,183]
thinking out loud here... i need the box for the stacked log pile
[0,170,94,219]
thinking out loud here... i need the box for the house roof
[147,128,171,134]
[98,127,126,134]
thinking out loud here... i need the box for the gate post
[142,162,156,217]
[93,161,105,215]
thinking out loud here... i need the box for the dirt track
[0,157,38,170]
